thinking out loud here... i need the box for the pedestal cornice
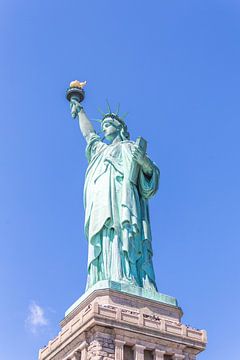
[39,287,207,360]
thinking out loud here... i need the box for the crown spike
[116,103,120,115]
[97,107,105,116]
[106,98,112,114]
[91,118,102,123]
[122,112,129,119]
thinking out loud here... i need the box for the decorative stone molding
[134,344,145,360]
[172,354,185,360]
[79,341,88,360]
[188,356,196,360]
[62,342,86,360]
[38,289,206,360]
[114,340,125,360]
[154,349,165,360]
[71,353,81,360]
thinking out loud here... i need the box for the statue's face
[102,118,120,141]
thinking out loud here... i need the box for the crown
[97,101,128,127]
[92,101,129,139]
[102,112,126,126]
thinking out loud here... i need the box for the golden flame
[69,80,87,89]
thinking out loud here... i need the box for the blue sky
[1,0,240,358]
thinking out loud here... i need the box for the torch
[66,80,87,118]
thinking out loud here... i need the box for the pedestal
[39,284,207,360]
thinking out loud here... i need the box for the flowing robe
[84,133,160,290]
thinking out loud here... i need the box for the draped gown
[84,133,160,291]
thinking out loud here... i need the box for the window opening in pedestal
[124,345,134,360]
[164,356,172,360]
[144,349,154,360]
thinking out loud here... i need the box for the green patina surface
[65,280,178,317]
[67,94,177,310]
[84,132,160,291]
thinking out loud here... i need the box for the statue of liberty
[67,82,160,292]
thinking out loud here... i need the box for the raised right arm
[70,99,95,141]
[77,107,95,140]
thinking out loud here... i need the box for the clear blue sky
[1,0,240,359]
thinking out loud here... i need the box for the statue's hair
[119,123,130,140]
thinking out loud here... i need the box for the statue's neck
[110,135,122,145]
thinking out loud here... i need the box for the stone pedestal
[39,286,207,360]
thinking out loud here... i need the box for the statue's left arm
[132,144,160,199]
[132,144,154,177]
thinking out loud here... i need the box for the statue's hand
[132,144,146,167]
[70,99,83,119]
